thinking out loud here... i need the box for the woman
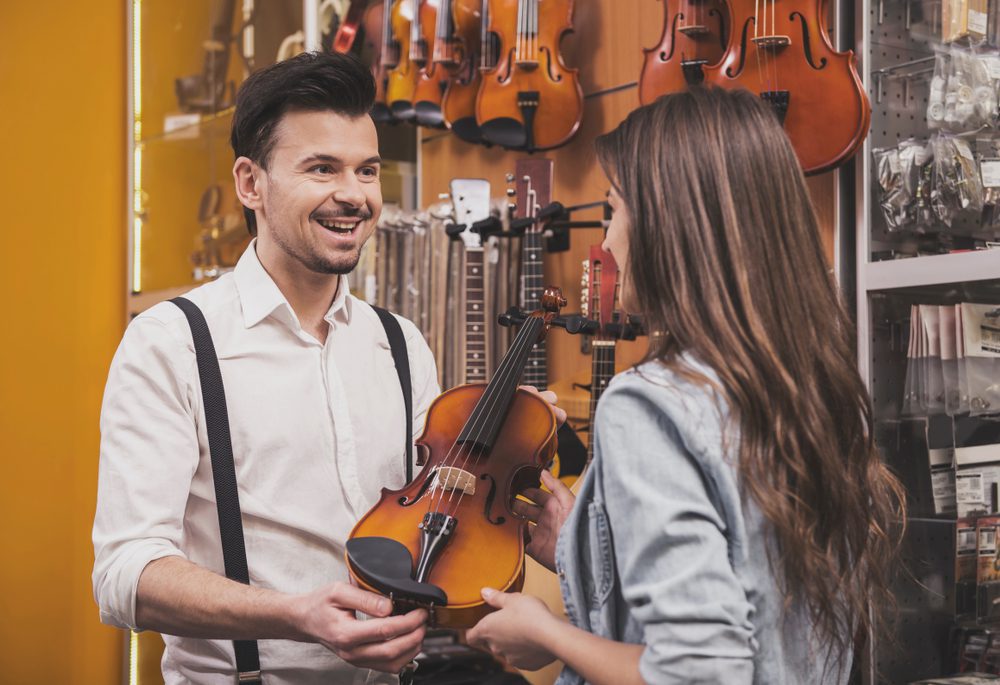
[466,87,905,684]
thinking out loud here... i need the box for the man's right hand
[293,581,428,673]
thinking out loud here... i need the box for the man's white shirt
[92,242,440,684]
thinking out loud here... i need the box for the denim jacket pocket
[586,501,616,605]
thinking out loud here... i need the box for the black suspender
[370,305,415,484]
[169,297,413,683]
[170,297,262,684]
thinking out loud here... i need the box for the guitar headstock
[514,158,553,230]
[586,244,620,339]
[449,178,491,250]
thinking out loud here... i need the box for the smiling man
[92,52,438,684]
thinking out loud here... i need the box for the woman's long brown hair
[595,87,905,662]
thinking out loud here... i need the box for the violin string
[441,315,543,513]
[422,311,541,519]
[516,0,523,63]
[439,179,546,516]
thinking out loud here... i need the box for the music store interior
[7,0,1000,682]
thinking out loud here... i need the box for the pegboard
[877,518,958,682]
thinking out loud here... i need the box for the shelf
[864,249,1000,290]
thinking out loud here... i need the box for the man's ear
[233,156,262,211]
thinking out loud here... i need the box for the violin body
[476,0,583,151]
[701,0,869,174]
[413,0,451,127]
[441,0,485,142]
[347,384,557,628]
[386,0,417,121]
[639,0,728,103]
[364,0,396,123]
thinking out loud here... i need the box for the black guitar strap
[169,297,415,683]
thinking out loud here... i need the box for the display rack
[859,0,1000,680]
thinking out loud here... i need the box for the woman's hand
[466,588,559,671]
[513,469,576,572]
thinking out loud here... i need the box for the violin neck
[457,315,546,451]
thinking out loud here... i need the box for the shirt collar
[234,240,353,329]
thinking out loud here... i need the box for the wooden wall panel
[420,0,838,415]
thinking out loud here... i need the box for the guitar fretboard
[520,228,547,390]
[588,341,616,462]
[465,247,487,384]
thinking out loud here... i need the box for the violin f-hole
[398,469,437,506]
[790,12,827,70]
[661,12,684,62]
[726,17,755,78]
[498,47,516,83]
[480,474,506,525]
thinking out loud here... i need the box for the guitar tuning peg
[438,193,450,200]
[505,173,515,183]
[507,203,517,212]
[506,188,516,197]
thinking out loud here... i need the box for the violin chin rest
[346,537,448,607]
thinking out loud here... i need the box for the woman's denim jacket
[552,360,850,685]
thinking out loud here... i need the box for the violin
[700,0,869,174]
[440,0,492,143]
[476,0,583,152]
[386,0,418,121]
[412,0,452,128]
[330,0,370,54]
[639,0,728,103]
[368,0,399,123]
[346,289,567,628]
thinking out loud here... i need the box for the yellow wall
[0,1,126,682]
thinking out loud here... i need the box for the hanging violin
[440,0,494,143]
[475,0,583,152]
[360,1,398,123]
[639,0,728,103]
[412,0,452,128]
[386,0,418,121]
[700,0,869,174]
[346,288,568,628]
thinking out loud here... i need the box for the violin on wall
[346,289,566,628]
[440,0,492,142]
[476,0,583,151]
[386,0,418,121]
[639,0,728,103]
[700,0,870,174]
[412,0,452,127]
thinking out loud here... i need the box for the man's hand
[513,470,576,572]
[293,582,427,673]
[466,588,559,671]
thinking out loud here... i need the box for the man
[93,52,436,684]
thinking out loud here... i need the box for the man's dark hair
[230,51,376,235]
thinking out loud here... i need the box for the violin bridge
[751,35,791,50]
[432,467,477,495]
[513,59,540,70]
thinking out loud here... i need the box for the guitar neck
[588,340,616,462]
[520,229,547,390]
[464,246,487,384]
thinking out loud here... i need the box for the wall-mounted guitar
[448,178,494,384]
[639,0,728,102]
[509,158,587,477]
